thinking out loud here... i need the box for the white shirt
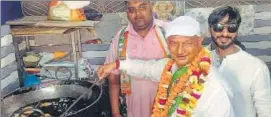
[211,48,271,117]
[119,58,235,117]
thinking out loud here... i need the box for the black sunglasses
[212,23,239,33]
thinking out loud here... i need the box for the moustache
[217,36,232,39]
[134,17,143,20]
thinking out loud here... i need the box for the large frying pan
[1,80,102,117]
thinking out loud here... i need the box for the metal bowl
[23,52,41,68]
[1,80,102,117]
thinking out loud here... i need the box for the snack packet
[48,0,90,21]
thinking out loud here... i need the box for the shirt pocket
[147,40,164,58]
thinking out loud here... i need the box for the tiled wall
[1,25,20,95]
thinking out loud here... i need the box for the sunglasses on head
[212,23,239,33]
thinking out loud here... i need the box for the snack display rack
[7,16,98,87]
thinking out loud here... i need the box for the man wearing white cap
[98,16,235,117]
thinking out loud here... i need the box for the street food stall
[1,15,110,117]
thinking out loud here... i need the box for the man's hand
[97,62,116,80]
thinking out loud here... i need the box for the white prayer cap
[165,16,201,38]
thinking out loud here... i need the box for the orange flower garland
[151,47,211,117]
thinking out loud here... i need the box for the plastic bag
[48,0,90,21]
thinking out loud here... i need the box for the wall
[1,26,20,95]
[1,1,23,25]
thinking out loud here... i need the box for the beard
[211,35,237,50]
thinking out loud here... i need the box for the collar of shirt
[212,45,243,67]
[126,19,165,39]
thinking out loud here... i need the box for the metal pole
[77,30,83,58]
[13,36,25,87]
[71,31,79,79]
[24,36,30,51]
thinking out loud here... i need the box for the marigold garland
[151,47,211,117]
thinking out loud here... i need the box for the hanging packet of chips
[48,0,90,21]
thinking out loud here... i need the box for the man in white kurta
[98,16,235,117]
[211,47,271,117]
[208,6,271,117]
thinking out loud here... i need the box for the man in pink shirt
[104,1,169,117]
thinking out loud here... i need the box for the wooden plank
[10,26,73,36]
[7,16,97,28]
[1,62,17,80]
[255,4,271,13]
[82,51,108,58]
[247,48,271,56]
[204,34,271,43]
[1,71,18,90]
[255,12,271,20]
[1,53,16,68]
[35,20,97,28]
[242,41,271,49]
[30,45,72,53]
[1,44,15,58]
[32,34,72,46]
[6,16,47,25]
[1,34,13,47]
[252,27,271,35]
[82,44,110,51]
[1,25,11,37]
[254,19,271,28]
[87,57,106,65]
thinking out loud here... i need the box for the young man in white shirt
[208,6,271,117]
[98,16,235,117]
